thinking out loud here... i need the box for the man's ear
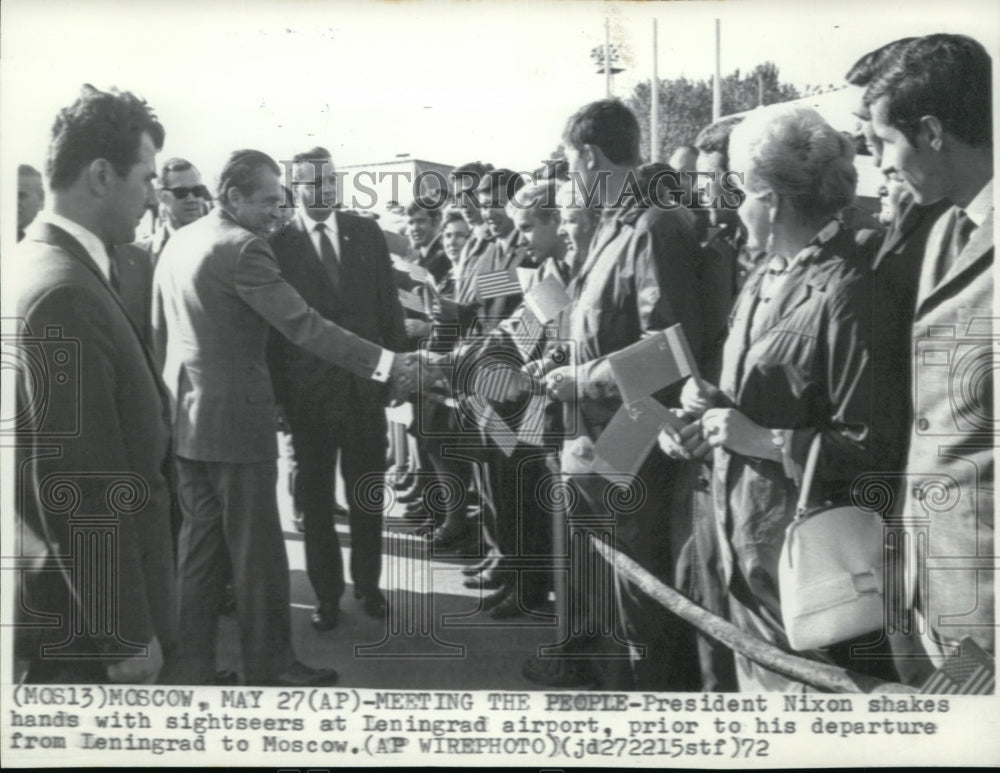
[582,143,600,170]
[85,158,115,196]
[766,191,781,224]
[918,115,945,152]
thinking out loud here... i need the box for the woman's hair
[729,103,857,219]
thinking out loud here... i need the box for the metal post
[650,19,659,162]
[712,18,721,122]
[605,17,612,98]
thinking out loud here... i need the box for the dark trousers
[571,454,700,691]
[290,411,388,604]
[482,445,554,601]
[173,457,293,684]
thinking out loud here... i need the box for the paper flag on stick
[398,288,426,316]
[476,268,523,300]
[391,255,429,285]
[607,324,699,407]
[523,274,572,323]
[592,396,678,478]
[517,393,548,446]
[476,402,519,456]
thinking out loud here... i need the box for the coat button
[916,417,929,431]
[912,485,924,501]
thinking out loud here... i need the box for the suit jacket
[406,233,451,284]
[870,196,954,475]
[903,201,994,654]
[267,211,407,427]
[458,229,528,335]
[14,222,176,675]
[136,225,172,270]
[152,208,387,463]
[111,242,155,348]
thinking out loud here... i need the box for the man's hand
[680,376,720,418]
[106,636,163,685]
[700,407,777,459]
[388,352,418,405]
[544,365,576,403]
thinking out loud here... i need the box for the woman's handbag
[778,433,886,651]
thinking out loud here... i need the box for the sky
[1,0,997,197]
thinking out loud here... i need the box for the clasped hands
[657,377,773,460]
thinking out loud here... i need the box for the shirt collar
[299,208,338,239]
[964,178,993,228]
[36,211,111,280]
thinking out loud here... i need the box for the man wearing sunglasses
[140,157,210,267]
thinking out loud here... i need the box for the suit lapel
[915,209,994,318]
[34,223,170,403]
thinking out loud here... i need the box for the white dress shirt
[34,211,111,281]
[299,209,339,262]
[295,209,394,382]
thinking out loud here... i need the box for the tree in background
[628,62,800,162]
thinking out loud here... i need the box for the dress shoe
[361,590,388,618]
[263,660,339,687]
[310,602,339,631]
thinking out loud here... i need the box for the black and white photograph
[1,0,997,767]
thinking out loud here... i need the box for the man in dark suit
[17,164,44,242]
[13,84,174,684]
[137,158,210,267]
[153,149,416,686]
[403,199,450,283]
[267,146,407,628]
[867,34,994,671]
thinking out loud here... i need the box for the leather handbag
[778,434,886,651]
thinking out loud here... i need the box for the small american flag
[919,637,995,694]
[398,288,426,316]
[473,361,519,401]
[476,268,523,300]
[391,255,429,284]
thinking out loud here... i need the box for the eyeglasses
[162,185,211,200]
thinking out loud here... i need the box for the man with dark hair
[450,161,496,313]
[153,148,417,686]
[17,164,44,241]
[866,33,994,674]
[138,157,210,266]
[541,99,704,691]
[267,145,407,628]
[13,84,174,684]
[403,198,450,283]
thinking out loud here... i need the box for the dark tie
[315,222,339,290]
[937,209,975,283]
[108,257,121,295]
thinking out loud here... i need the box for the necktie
[108,257,121,295]
[315,222,339,290]
[937,209,975,284]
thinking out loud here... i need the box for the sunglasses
[163,185,211,200]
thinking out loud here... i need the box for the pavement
[214,452,567,690]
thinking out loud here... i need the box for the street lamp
[591,19,624,98]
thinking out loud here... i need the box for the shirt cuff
[371,348,394,383]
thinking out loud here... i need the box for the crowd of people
[12,32,993,693]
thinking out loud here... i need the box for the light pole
[591,17,624,98]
